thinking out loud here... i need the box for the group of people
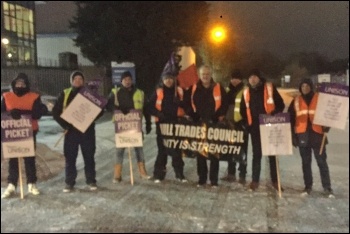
[1,66,334,198]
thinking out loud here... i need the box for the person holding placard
[241,69,285,191]
[106,71,151,182]
[221,69,248,185]
[288,78,334,198]
[148,72,188,184]
[1,73,47,198]
[52,71,104,193]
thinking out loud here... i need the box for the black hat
[11,72,30,90]
[120,71,132,81]
[299,78,314,92]
[248,68,265,82]
[70,70,85,84]
[231,69,242,80]
[248,68,261,78]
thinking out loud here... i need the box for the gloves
[146,124,152,134]
[292,135,298,148]
[322,126,330,133]
[120,107,130,115]
[65,123,74,131]
[10,109,22,120]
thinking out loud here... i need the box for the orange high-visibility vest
[154,86,185,122]
[293,93,323,134]
[3,92,39,131]
[243,82,275,126]
[191,83,221,112]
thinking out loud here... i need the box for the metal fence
[1,68,72,96]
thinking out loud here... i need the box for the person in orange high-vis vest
[148,72,187,183]
[288,78,334,198]
[1,73,47,199]
[185,65,228,188]
[240,69,285,192]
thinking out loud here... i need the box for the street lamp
[211,26,226,43]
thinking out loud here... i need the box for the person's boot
[28,183,40,195]
[272,182,284,192]
[138,162,151,180]
[1,183,16,199]
[113,164,122,183]
[238,176,246,185]
[248,181,259,191]
[174,167,188,183]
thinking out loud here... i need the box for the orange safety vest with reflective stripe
[243,82,275,126]
[293,93,323,134]
[191,83,221,112]
[155,86,185,122]
[3,92,39,131]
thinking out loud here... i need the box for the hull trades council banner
[1,114,35,158]
[259,113,293,156]
[313,83,349,130]
[159,120,245,161]
[60,87,107,133]
[115,109,143,148]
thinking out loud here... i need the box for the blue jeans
[116,147,145,164]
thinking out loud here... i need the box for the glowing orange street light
[211,26,226,43]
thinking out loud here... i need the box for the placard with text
[313,83,349,130]
[1,114,35,158]
[259,113,293,156]
[60,87,107,133]
[115,109,143,148]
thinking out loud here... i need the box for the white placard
[115,109,143,148]
[60,92,104,133]
[313,83,349,130]
[259,113,293,156]
[318,74,331,83]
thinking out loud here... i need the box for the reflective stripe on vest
[233,88,244,122]
[191,83,221,113]
[3,92,40,131]
[243,82,275,126]
[155,87,185,122]
[63,87,72,110]
[294,93,323,134]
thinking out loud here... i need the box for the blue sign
[111,62,136,86]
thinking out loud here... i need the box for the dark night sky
[36,1,349,60]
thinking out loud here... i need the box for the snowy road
[1,105,349,232]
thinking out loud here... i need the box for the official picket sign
[259,113,293,156]
[159,120,245,161]
[1,114,35,158]
[313,83,349,130]
[115,109,143,148]
[60,87,107,133]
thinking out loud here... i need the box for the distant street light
[211,26,226,43]
[2,38,9,45]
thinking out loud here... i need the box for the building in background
[1,1,38,67]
